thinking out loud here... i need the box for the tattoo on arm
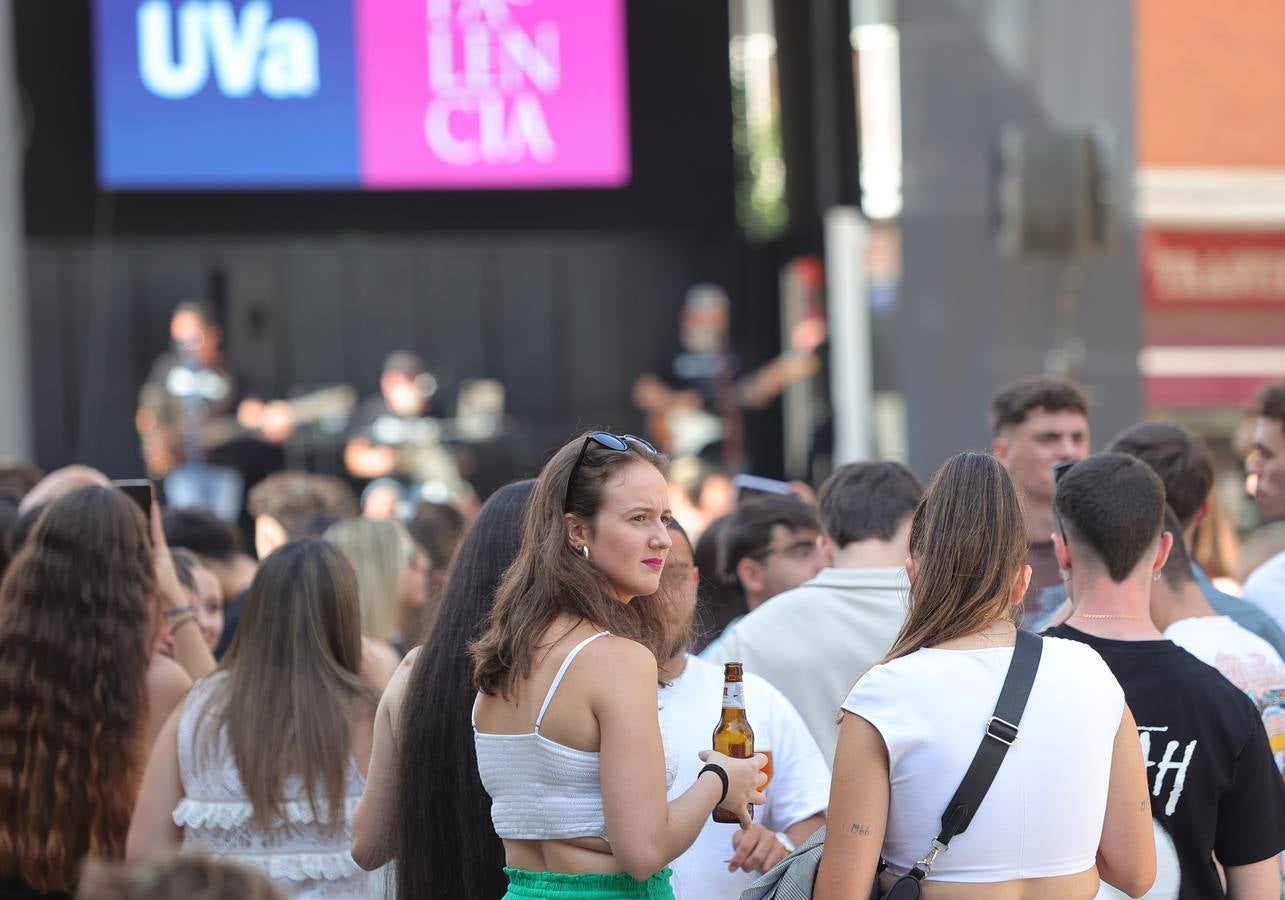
[1140,799,1147,813]
[850,823,871,836]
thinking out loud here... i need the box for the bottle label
[722,682,745,709]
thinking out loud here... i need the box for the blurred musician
[344,351,473,514]
[136,301,294,522]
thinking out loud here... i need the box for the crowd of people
[1,374,1284,900]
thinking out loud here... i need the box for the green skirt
[501,867,674,899]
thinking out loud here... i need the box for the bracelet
[162,605,195,619]
[698,763,729,809]
[169,615,197,634]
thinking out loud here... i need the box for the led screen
[92,0,631,190]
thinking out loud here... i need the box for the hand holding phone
[111,479,155,513]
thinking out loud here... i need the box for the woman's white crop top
[473,631,678,843]
[842,636,1125,883]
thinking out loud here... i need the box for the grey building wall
[891,0,1141,477]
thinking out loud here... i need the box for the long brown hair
[202,539,376,829]
[884,452,1027,662]
[0,487,154,892]
[473,433,670,698]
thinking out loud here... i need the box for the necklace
[1071,613,1150,622]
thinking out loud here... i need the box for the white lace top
[174,673,374,899]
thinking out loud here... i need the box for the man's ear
[1193,497,1210,531]
[1152,531,1175,579]
[1052,530,1072,571]
[255,514,287,561]
[563,513,590,554]
[736,557,764,597]
[992,433,1009,464]
[816,533,834,567]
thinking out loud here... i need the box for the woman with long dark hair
[814,453,1155,899]
[127,539,381,898]
[0,487,160,898]
[352,480,537,900]
[469,432,765,899]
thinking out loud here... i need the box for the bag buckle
[986,716,1019,746]
[914,838,948,876]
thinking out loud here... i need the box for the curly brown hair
[0,487,155,893]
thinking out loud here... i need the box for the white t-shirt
[660,654,830,900]
[842,637,1124,883]
[1164,615,1285,691]
[700,566,909,763]
[1244,549,1285,633]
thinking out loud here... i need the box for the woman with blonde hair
[469,431,766,899]
[325,517,428,658]
[814,452,1155,900]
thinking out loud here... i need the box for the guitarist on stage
[343,351,474,515]
[632,283,823,470]
[136,301,294,522]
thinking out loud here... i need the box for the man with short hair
[990,375,1090,629]
[1047,454,1285,899]
[716,494,826,614]
[245,472,359,560]
[702,462,922,760]
[1108,420,1285,658]
[163,507,260,658]
[1245,381,1285,630]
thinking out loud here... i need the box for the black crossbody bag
[870,628,1043,898]
[740,629,1043,900]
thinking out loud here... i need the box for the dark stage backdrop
[18,1,789,484]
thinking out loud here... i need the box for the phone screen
[112,479,155,514]
[733,473,796,505]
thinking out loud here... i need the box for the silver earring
[582,545,591,561]
[1058,569,1070,582]
[1153,571,1161,582]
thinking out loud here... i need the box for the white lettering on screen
[423,0,560,165]
[137,0,319,100]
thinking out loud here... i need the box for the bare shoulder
[382,647,421,729]
[360,637,401,692]
[147,654,193,707]
[582,633,657,672]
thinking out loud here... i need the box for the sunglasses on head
[564,432,658,513]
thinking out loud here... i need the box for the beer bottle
[711,662,754,823]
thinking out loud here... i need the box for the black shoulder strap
[908,629,1043,879]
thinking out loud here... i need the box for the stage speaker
[995,124,1115,258]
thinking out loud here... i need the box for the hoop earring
[582,545,591,561]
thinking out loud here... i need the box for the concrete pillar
[0,0,30,460]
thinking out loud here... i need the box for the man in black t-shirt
[1045,454,1285,899]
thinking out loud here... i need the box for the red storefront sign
[1143,230,1285,308]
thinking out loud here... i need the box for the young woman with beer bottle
[471,432,767,900]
